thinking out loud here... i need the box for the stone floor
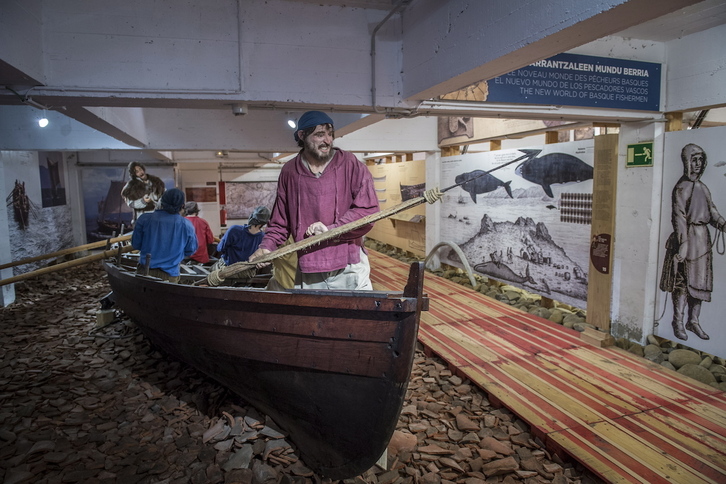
[0,264,602,484]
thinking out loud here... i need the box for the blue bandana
[294,111,334,142]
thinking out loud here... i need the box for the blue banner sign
[486,53,661,111]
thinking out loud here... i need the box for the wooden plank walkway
[369,251,726,484]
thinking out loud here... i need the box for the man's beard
[304,137,334,164]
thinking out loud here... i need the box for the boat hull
[103,260,427,478]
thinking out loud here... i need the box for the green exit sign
[627,142,654,167]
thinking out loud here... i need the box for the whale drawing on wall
[455,170,513,202]
[514,149,593,198]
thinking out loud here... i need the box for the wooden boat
[102,256,429,479]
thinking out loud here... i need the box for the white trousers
[294,249,372,290]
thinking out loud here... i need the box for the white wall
[610,122,665,342]
[336,117,440,153]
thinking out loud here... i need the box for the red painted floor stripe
[549,426,684,484]
[370,251,726,483]
[614,414,726,481]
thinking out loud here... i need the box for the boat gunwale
[105,261,426,313]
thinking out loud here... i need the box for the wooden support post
[586,134,618,331]
[441,146,461,157]
[666,112,683,132]
[593,123,620,135]
[545,131,559,144]
[580,326,615,347]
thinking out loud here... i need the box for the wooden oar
[203,154,532,286]
[201,188,444,286]
[0,245,135,287]
[0,234,132,271]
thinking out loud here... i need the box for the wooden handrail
[0,234,132,271]
[0,245,135,287]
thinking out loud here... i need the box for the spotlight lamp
[38,110,49,128]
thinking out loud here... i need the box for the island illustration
[444,213,588,302]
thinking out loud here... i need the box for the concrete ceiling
[616,0,726,41]
[0,0,722,165]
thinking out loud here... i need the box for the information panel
[486,53,661,111]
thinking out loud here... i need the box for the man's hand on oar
[248,248,271,269]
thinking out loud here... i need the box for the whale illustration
[514,149,593,198]
[474,261,536,285]
[455,170,513,203]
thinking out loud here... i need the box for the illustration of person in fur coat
[121,161,166,224]
[660,143,726,341]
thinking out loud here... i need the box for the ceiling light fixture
[24,96,50,111]
[216,151,228,158]
[232,103,248,116]
[287,118,297,129]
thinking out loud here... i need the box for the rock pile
[0,263,601,484]
[366,240,726,392]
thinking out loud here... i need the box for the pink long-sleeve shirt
[259,148,379,273]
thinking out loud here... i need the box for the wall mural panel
[4,152,72,274]
[656,126,726,356]
[439,140,594,308]
[225,181,277,220]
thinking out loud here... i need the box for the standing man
[184,201,219,264]
[248,111,379,290]
[661,143,726,340]
[121,161,166,224]
[132,188,197,283]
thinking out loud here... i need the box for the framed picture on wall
[185,186,217,203]
[225,181,277,219]
[38,151,66,207]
